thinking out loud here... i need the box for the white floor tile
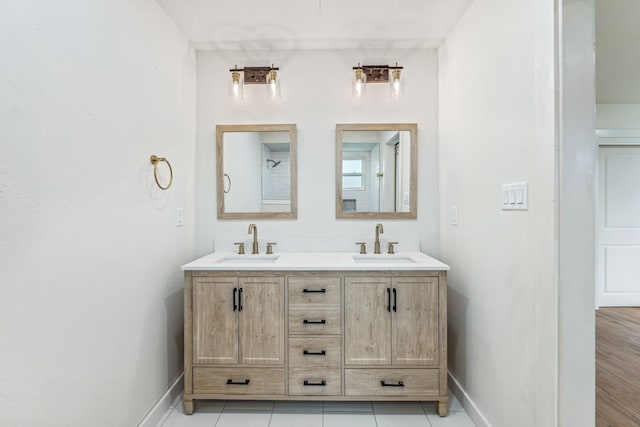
[323,401,373,413]
[373,401,425,414]
[223,400,274,412]
[322,412,377,427]
[420,401,438,415]
[376,413,432,427]
[215,411,272,427]
[448,394,465,412]
[273,401,323,414]
[427,411,476,427]
[161,401,224,427]
[268,412,323,427]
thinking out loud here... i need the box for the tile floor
[157,393,477,427]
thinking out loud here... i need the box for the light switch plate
[501,182,528,210]
[450,206,459,226]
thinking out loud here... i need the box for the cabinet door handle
[303,319,326,324]
[380,380,404,387]
[303,288,326,293]
[303,349,326,356]
[232,287,238,312]
[392,288,397,312]
[387,288,392,312]
[238,287,243,312]
[303,380,327,386]
[226,379,250,385]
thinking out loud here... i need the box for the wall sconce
[229,64,280,100]
[352,62,404,99]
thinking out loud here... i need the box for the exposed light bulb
[390,66,403,98]
[353,66,366,99]
[266,66,280,99]
[229,67,243,100]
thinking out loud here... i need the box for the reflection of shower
[266,159,281,168]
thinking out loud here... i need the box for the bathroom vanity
[181,252,449,416]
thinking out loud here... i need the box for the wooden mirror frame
[217,124,297,219]
[336,123,417,219]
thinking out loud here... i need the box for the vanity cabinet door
[345,276,439,367]
[192,277,239,364]
[344,277,392,365]
[238,277,285,365]
[391,277,439,366]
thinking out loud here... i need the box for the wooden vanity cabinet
[184,270,447,417]
[184,274,285,414]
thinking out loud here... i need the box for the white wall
[0,1,196,426]
[438,0,556,426]
[596,104,640,129]
[196,49,439,254]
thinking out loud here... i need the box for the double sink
[214,254,417,265]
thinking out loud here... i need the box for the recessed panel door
[344,277,392,365]
[598,147,640,306]
[391,277,439,365]
[192,277,238,364]
[239,277,285,365]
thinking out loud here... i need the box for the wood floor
[596,307,640,427]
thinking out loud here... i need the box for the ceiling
[155,0,475,50]
[596,0,640,103]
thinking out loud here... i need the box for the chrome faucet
[248,223,259,254]
[374,223,384,254]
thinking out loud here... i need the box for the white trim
[448,371,492,427]
[137,373,184,427]
[596,129,640,145]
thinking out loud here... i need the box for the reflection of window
[343,158,364,190]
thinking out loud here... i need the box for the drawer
[288,367,342,396]
[345,368,439,396]
[288,277,341,305]
[289,306,341,335]
[193,367,285,395]
[289,337,341,367]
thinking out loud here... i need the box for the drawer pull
[303,349,326,356]
[303,380,327,386]
[303,288,326,293]
[380,380,405,387]
[226,379,250,385]
[303,319,327,324]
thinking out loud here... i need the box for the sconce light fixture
[229,64,280,100]
[352,62,404,99]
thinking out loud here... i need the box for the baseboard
[448,371,492,427]
[138,373,184,427]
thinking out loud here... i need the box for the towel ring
[150,155,173,190]
[224,174,231,194]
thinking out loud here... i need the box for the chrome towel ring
[150,155,173,190]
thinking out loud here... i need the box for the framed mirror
[336,123,417,219]
[217,124,297,219]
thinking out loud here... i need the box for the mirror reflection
[217,124,297,219]
[336,124,417,219]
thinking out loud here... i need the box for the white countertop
[181,251,450,271]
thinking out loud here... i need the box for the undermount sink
[352,255,416,264]
[215,255,280,264]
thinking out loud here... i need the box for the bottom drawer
[288,367,341,396]
[345,368,439,396]
[193,367,285,395]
